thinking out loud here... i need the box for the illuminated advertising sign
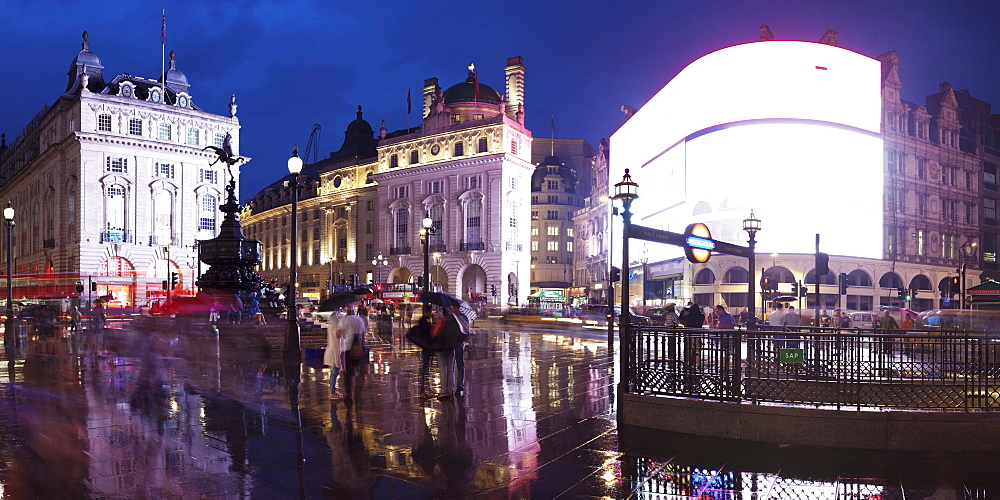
[610,41,883,258]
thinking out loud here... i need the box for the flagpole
[406,85,411,130]
[160,9,166,99]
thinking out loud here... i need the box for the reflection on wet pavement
[0,319,994,498]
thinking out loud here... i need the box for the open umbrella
[421,292,478,322]
[318,292,358,312]
[900,307,919,319]
[351,286,374,296]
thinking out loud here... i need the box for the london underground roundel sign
[684,222,715,263]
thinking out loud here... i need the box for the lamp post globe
[284,146,303,360]
[3,201,13,354]
[743,210,761,327]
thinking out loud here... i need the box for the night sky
[2,0,999,200]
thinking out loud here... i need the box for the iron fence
[628,326,1000,411]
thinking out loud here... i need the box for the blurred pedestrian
[69,306,82,333]
[324,307,351,400]
[769,303,785,326]
[450,305,473,396]
[714,305,735,329]
[414,303,436,398]
[784,305,801,326]
[678,302,704,328]
[662,303,679,327]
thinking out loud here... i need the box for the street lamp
[421,213,434,295]
[3,202,13,354]
[371,253,388,285]
[284,145,304,360]
[612,169,638,394]
[743,210,761,327]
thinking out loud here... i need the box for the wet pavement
[0,319,996,498]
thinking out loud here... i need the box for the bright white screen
[611,40,883,259]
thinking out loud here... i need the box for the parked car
[578,304,651,326]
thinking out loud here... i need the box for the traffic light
[91,281,98,292]
[170,272,179,289]
[838,272,848,295]
[416,276,424,288]
[950,276,961,295]
[162,280,169,290]
[790,282,799,296]
[75,282,84,293]
[911,288,919,299]
[610,266,621,283]
[904,288,913,301]
[799,281,808,298]
[897,288,906,299]
[815,252,829,276]
[491,284,497,296]
[761,276,772,290]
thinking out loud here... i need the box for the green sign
[779,348,803,363]
[538,289,566,302]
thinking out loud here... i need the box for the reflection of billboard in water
[611,40,883,259]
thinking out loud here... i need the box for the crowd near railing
[626,325,1000,411]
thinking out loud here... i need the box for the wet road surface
[0,318,995,498]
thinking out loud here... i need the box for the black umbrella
[352,286,374,296]
[318,292,358,312]
[421,292,477,322]
[771,295,798,303]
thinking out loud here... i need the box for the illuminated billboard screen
[611,40,883,259]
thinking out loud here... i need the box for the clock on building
[178,95,188,108]
[431,144,440,156]
[150,89,161,103]
[121,85,132,98]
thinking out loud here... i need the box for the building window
[429,204,444,247]
[466,200,482,243]
[129,118,142,136]
[966,170,972,190]
[547,180,558,190]
[531,240,538,251]
[200,169,218,184]
[105,185,126,241]
[547,241,559,251]
[187,127,199,145]
[547,195,558,204]
[951,167,957,186]
[531,211,538,220]
[454,142,464,156]
[395,186,408,199]
[158,123,172,140]
[509,200,518,229]
[428,181,441,194]
[941,164,948,184]
[986,162,998,191]
[155,162,174,178]
[214,133,225,147]
[152,189,171,241]
[390,154,399,168]
[200,194,216,232]
[917,158,926,179]
[98,113,112,132]
[314,227,321,240]
[966,203,974,224]
[473,113,483,120]
[106,157,127,173]
[566,241,573,252]
[531,227,539,236]
[547,226,559,236]
[477,137,488,153]
[395,209,409,248]
[917,193,926,217]
[917,229,926,256]
[510,138,517,155]
[365,243,374,261]
[941,198,948,221]
[409,150,419,164]
[510,177,517,190]
[467,175,480,189]
[567,228,574,237]
[887,150,896,172]
[366,220,373,234]
[547,210,558,220]
[986,198,997,219]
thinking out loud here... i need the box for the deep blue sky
[2,0,999,199]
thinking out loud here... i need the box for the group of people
[659,302,739,329]
[412,304,473,399]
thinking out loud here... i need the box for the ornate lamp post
[372,253,388,285]
[743,210,761,327]
[3,202,13,353]
[420,213,434,295]
[612,169,638,392]
[285,146,304,360]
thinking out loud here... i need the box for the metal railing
[627,326,1000,411]
[460,241,484,251]
[389,246,411,255]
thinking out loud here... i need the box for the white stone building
[0,32,241,308]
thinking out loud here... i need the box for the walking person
[450,305,473,396]
[324,307,349,400]
[413,303,437,399]
[430,307,462,398]
[69,306,82,333]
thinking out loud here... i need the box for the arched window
[694,268,716,285]
[409,150,419,164]
[847,269,873,287]
[395,208,409,249]
[466,199,482,244]
[454,142,464,156]
[763,266,795,283]
[477,137,488,153]
[106,185,126,242]
[152,189,172,243]
[910,274,932,291]
[879,272,903,289]
[199,193,216,232]
[98,256,136,277]
[804,269,837,284]
[722,267,748,284]
[429,204,444,248]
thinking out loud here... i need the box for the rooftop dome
[443,64,501,105]
[531,156,578,193]
[164,51,190,94]
[66,31,105,93]
[332,105,378,160]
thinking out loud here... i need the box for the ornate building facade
[0,32,241,308]
[243,58,533,306]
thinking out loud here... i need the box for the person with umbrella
[429,306,464,398]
